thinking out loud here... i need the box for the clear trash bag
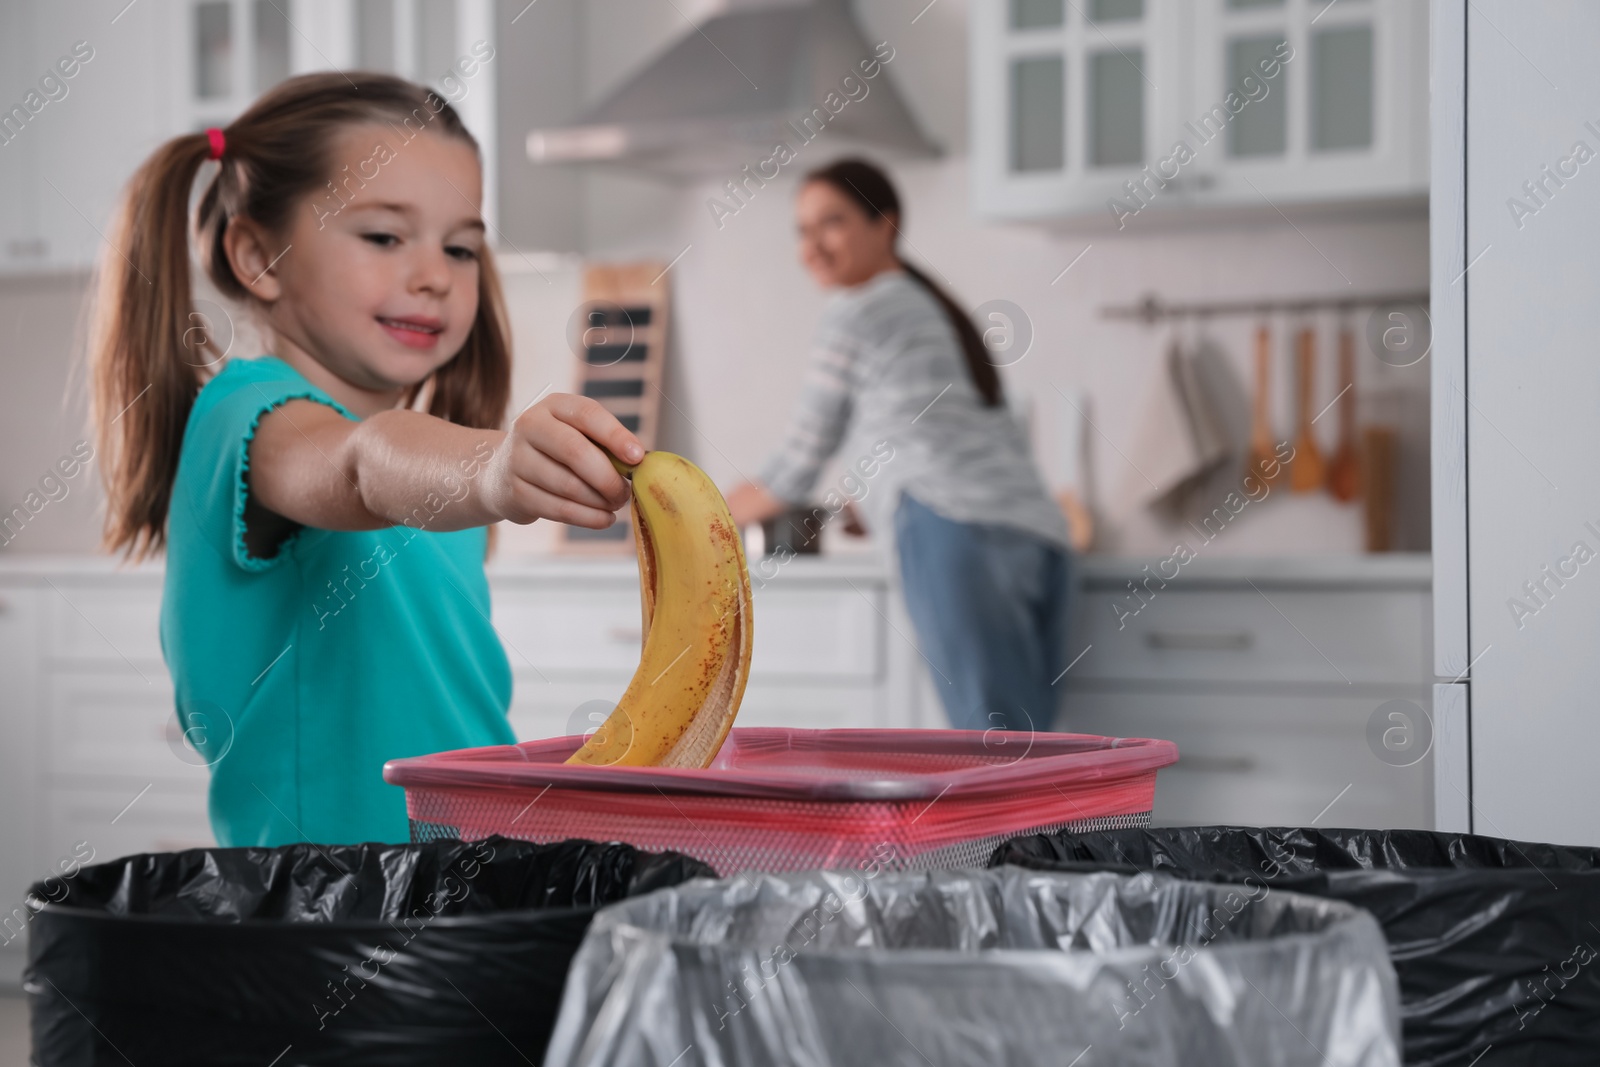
[545,866,1401,1067]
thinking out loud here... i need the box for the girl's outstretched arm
[249,393,644,533]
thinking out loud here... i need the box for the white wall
[561,0,1431,557]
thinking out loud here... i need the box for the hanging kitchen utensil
[1246,321,1283,485]
[1326,318,1361,502]
[1054,386,1097,552]
[1362,424,1399,551]
[1290,324,1326,493]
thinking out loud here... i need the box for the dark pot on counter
[755,505,828,556]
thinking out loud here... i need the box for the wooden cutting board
[558,261,671,553]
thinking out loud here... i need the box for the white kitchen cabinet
[1072,587,1429,686]
[970,0,1185,221]
[493,579,648,678]
[732,682,881,731]
[1065,689,1431,828]
[169,1,495,138]
[43,580,165,664]
[27,567,198,882]
[0,0,497,277]
[0,8,42,273]
[45,672,207,786]
[168,0,498,229]
[0,2,173,276]
[494,574,890,684]
[1060,554,1435,829]
[1186,0,1428,206]
[507,677,880,741]
[971,0,1429,223]
[178,0,305,131]
[491,556,900,741]
[42,785,213,870]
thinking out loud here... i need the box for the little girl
[90,73,643,847]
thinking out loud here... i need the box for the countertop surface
[490,552,890,583]
[1077,552,1431,589]
[0,551,1432,588]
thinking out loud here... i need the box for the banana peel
[566,451,753,768]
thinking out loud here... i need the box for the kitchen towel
[1116,338,1237,522]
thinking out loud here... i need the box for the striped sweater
[758,271,1069,549]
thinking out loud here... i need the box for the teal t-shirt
[160,355,515,847]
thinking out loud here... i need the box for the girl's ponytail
[90,131,217,559]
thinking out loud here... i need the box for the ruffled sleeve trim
[231,378,357,572]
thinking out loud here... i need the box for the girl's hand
[487,394,645,528]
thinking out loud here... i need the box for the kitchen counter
[0,551,884,578]
[0,551,1431,588]
[0,554,165,578]
[486,552,888,584]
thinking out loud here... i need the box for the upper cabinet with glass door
[971,0,1428,223]
[182,0,294,130]
[179,2,493,128]
[1187,0,1427,206]
[0,0,496,276]
[971,0,1183,220]
[179,0,498,225]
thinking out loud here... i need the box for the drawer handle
[1145,630,1253,651]
[1175,755,1258,774]
[607,626,643,644]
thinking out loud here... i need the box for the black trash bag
[26,836,714,1067]
[992,826,1600,1067]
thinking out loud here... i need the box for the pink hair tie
[205,127,226,161]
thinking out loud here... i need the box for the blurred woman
[726,159,1072,733]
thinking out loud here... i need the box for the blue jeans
[894,494,1073,733]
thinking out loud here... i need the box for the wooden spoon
[1290,326,1326,493]
[1362,424,1398,551]
[1326,323,1361,502]
[1246,324,1284,485]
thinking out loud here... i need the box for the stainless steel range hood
[527,0,938,178]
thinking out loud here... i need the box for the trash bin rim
[592,922,1374,965]
[994,824,1600,875]
[21,890,606,932]
[589,866,1379,952]
[21,835,698,932]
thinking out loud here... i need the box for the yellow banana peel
[566,451,753,768]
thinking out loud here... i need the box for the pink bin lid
[384,728,1179,802]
